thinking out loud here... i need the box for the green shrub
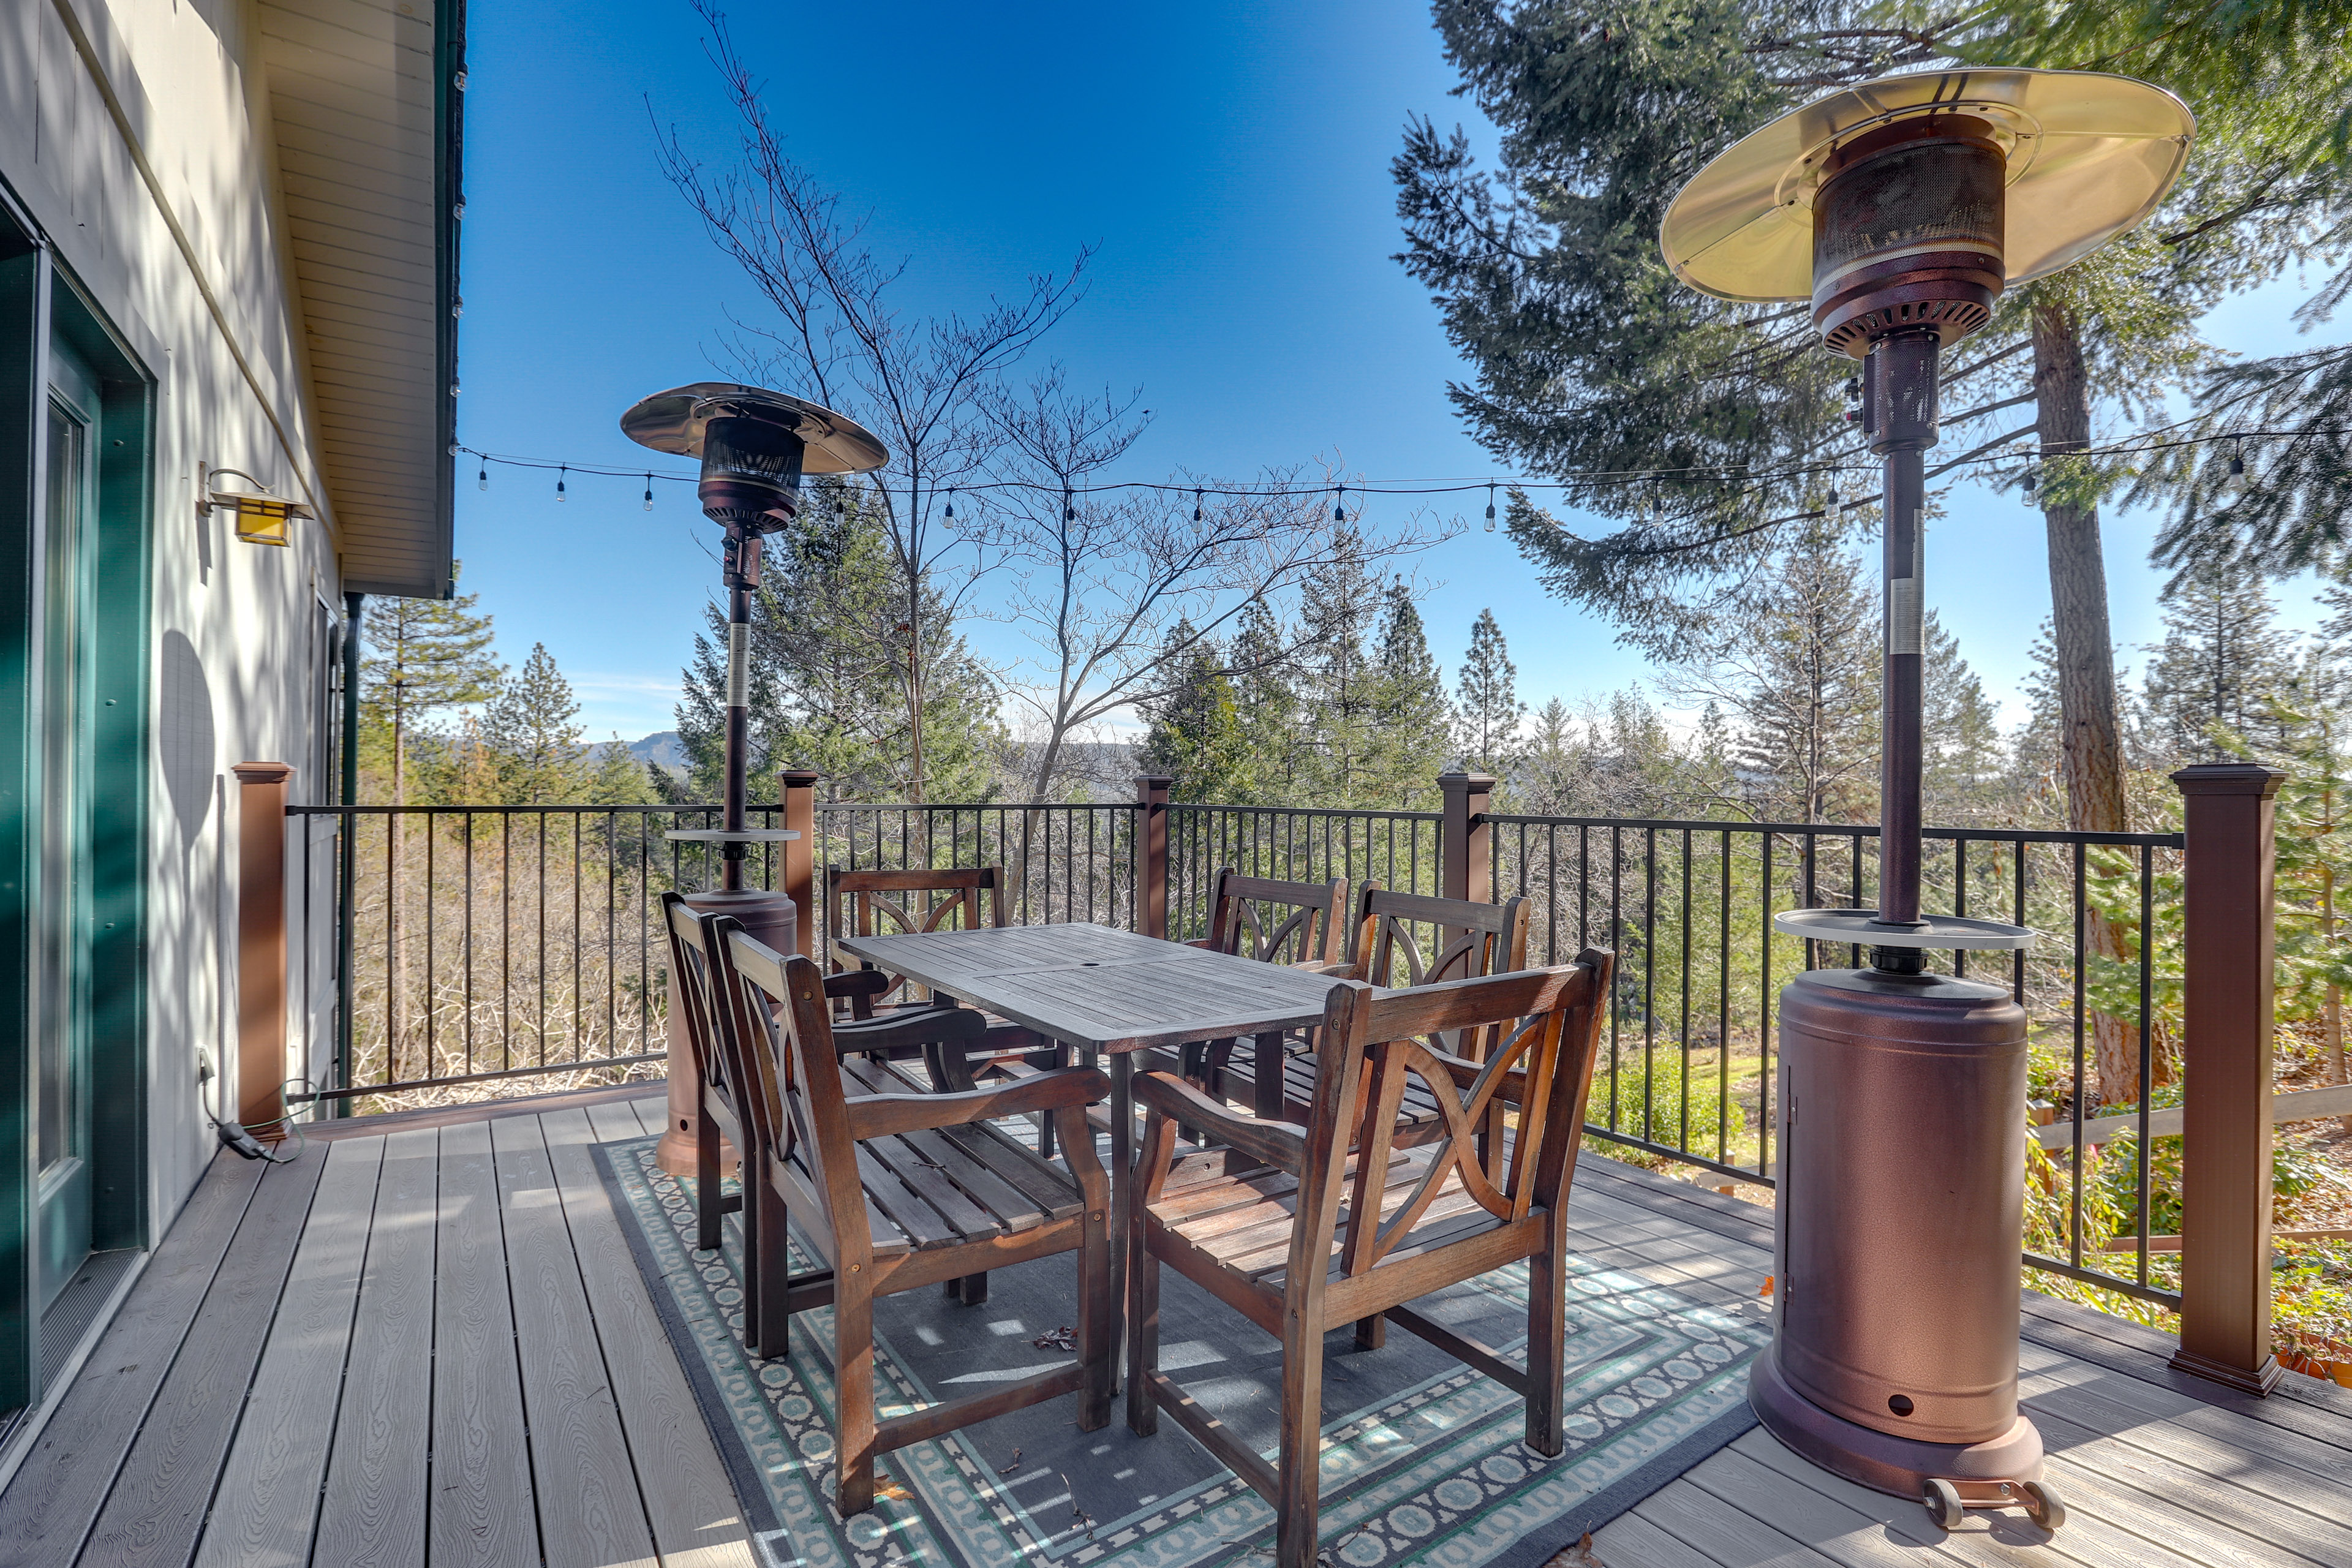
[1591,1050,1747,1158]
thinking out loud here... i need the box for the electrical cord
[197,1055,309,1163]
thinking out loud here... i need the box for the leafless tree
[654,2,1086,798]
[970,367,1450,800]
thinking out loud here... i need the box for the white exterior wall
[0,0,347,1222]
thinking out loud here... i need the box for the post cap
[2171,762,2285,798]
[231,761,295,785]
[777,769,821,786]
[1438,771,1499,790]
[1133,774,1175,786]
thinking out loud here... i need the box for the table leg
[1109,1051,1134,1395]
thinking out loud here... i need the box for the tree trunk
[2033,297,2136,1107]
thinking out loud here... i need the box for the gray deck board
[0,1153,268,1568]
[314,1127,440,1568]
[0,1087,2343,1568]
[429,1119,538,1568]
[74,1144,336,1568]
[545,1102,755,1567]
[189,1136,384,1568]
[489,1112,659,1568]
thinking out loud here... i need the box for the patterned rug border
[592,1135,1758,1568]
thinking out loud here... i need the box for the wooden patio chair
[712,916,1116,1515]
[1123,952,1613,1568]
[1179,869,1348,1119]
[661,892,992,1351]
[827,865,1052,1087]
[1218,884,1532,1143]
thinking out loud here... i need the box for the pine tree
[1292,530,1387,805]
[2141,562,2295,762]
[481,643,593,805]
[1660,542,1878,824]
[1921,614,2010,826]
[1228,595,1299,804]
[589,735,658,806]
[1369,582,1455,807]
[1137,620,1248,802]
[1455,608,1523,775]
[359,568,501,805]
[677,483,1006,803]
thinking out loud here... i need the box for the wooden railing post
[1136,774,1173,940]
[1439,771,1496,905]
[2170,761,2285,1396]
[780,769,820,959]
[233,762,295,1141]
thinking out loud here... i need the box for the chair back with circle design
[1199,869,1348,967]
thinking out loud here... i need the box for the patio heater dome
[620,382,888,530]
[1659,68,2192,1535]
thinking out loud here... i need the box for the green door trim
[0,217,154,1412]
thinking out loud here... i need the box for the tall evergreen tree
[1369,582,1455,806]
[1137,620,1248,802]
[1455,608,1524,774]
[1229,594,1300,804]
[589,736,659,806]
[358,568,501,805]
[2141,562,2295,761]
[677,483,1006,803]
[1921,613,2010,827]
[481,643,593,805]
[1660,541,1878,824]
[1292,531,1389,804]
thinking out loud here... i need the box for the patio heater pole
[623,383,888,1174]
[1659,69,2194,1533]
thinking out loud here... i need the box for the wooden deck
[0,1087,2345,1568]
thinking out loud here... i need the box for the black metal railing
[292,795,2185,1306]
[1489,813,2186,1308]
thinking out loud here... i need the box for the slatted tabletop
[834,924,1344,1054]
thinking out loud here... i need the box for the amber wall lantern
[202,465,315,547]
[1659,69,2192,1534]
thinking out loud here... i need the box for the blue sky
[448,0,2334,744]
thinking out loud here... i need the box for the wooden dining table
[831,922,1344,1376]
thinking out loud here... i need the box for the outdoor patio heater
[622,383,888,1172]
[1659,70,2193,1531]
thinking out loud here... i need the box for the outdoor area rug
[595,1135,1766,1568]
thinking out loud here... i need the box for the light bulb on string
[477,459,488,492]
[556,465,567,503]
[1064,489,1076,522]
[1193,489,1204,522]
[2022,468,2037,500]
[1485,482,1497,532]
[2229,440,2245,477]
[1333,485,1346,523]
[944,486,956,520]
[643,474,654,513]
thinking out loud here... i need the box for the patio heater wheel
[1657,68,2196,1504]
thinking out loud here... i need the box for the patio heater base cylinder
[1754,965,2039,1496]
[655,889,798,1178]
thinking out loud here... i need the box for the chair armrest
[824,969,892,1001]
[845,1065,1109,1140]
[831,1003,987,1058]
[1133,1071,1306,1173]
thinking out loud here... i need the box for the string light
[477,459,487,491]
[2228,439,2245,477]
[642,473,654,512]
[1485,482,1497,532]
[2022,468,2037,499]
[1193,489,1204,522]
[1063,489,1076,522]
[944,486,956,519]
[1333,485,1346,522]
[556,464,567,503]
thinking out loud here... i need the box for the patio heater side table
[622,383,888,1175]
[1659,69,2194,1531]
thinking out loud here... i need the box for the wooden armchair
[827,865,1050,1087]
[1216,884,1532,1140]
[662,892,992,1344]
[1123,952,1613,1568]
[1185,869,1348,1118]
[708,914,1116,1515]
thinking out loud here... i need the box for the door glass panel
[37,399,88,1181]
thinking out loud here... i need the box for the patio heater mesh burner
[623,383,888,1174]
[1660,69,2193,1532]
